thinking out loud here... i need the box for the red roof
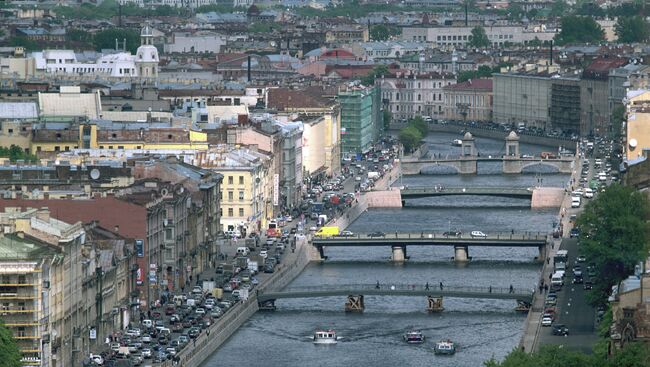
[444,79,493,92]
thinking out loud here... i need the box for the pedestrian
[489,286,492,293]
[544,284,549,292]
[546,257,550,264]
[510,284,514,293]
[376,281,380,289]
[425,282,430,291]
[511,229,515,235]
[439,282,443,290]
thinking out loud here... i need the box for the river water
[202,132,570,366]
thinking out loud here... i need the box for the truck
[315,226,339,238]
[202,280,215,294]
[212,288,223,301]
[367,171,380,180]
[247,259,259,274]
[236,256,248,270]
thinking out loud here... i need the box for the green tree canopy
[370,24,400,41]
[93,28,141,54]
[382,110,392,130]
[576,184,649,306]
[469,26,490,48]
[9,37,40,51]
[554,16,605,45]
[360,64,389,86]
[0,145,38,163]
[615,16,650,43]
[398,125,423,153]
[0,321,21,367]
[457,65,494,83]
[549,0,569,17]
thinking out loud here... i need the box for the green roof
[0,234,58,260]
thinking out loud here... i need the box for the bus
[266,220,280,237]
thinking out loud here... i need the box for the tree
[93,28,140,54]
[67,29,92,43]
[457,65,494,83]
[370,25,390,41]
[0,321,21,367]
[554,16,605,45]
[615,16,650,43]
[410,116,428,136]
[549,0,569,17]
[469,26,490,48]
[0,145,38,163]
[398,125,423,153]
[576,184,649,306]
[610,104,625,138]
[575,0,606,16]
[360,64,389,86]
[8,37,40,51]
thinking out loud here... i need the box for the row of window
[384,92,444,102]
[226,176,245,185]
[220,191,246,201]
[220,207,246,217]
[34,145,145,152]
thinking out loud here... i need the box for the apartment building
[402,25,556,47]
[379,72,456,122]
[443,78,493,122]
[338,85,383,156]
[493,72,551,130]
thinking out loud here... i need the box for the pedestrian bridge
[400,186,533,199]
[258,284,534,312]
[311,232,549,262]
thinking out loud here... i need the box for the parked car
[584,281,593,290]
[541,315,553,327]
[443,230,462,237]
[367,231,385,238]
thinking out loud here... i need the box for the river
[201,132,570,366]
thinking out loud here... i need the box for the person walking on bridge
[376,281,380,289]
[425,282,430,291]
[439,282,443,290]
[510,284,514,294]
[489,286,492,293]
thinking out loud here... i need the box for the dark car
[584,281,593,290]
[552,324,569,336]
[443,230,462,237]
[367,231,385,238]
[570,228,580,238]
[572,276,583,284]
[188,327,201,338]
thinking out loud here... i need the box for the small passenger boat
[403,330,425,344]
[313,329,338,344]
[434,339,456,355]
[451,139,463,146]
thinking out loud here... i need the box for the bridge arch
[520,161,561,173]
[418,162,461,174]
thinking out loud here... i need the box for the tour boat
[434,340,456,355]
[403,330,425,344]
[313,329,338,344]
[451,139,463,146]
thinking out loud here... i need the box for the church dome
[141,24,153,37]
[136,44,159,63]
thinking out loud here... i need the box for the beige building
[625,89,650,161]
[608,273,650,351]
[444,79,493,122]
[0,55,37,79]
[192,146,272,234]
[402,25,556,48]
[379,72,456,122]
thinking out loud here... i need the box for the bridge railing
[316,232,548,241]
[276,284,534,296]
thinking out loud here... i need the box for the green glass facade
[338,86,382,156]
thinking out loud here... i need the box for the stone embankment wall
[365,189,402,208]
[531,188,565,208]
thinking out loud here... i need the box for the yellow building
[192,146,272,234]
[625,90,650,161]
[30,123,208,156]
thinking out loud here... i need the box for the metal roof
[0,102,38,119]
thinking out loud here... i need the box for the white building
[402,25,556,47]
[28,25,158,78]
[379,71,456,121]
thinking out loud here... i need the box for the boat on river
[434,340,456,355]
[403,330,425,344]
[451,139,462,146]
[313,329,338,344]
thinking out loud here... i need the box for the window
[238,208,244,217]
[228,208,233,217]
[7,128,13,133]
[228,191,233,201]
[239,176,244,185]
[54,146,60,151]
[228,176,233,184]
[239,191,244,201]
[165,228,173,241]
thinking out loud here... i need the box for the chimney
[114,225,120,233]
[247,56,252,82]
[36,208,50,222]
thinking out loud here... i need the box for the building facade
[443,78,493,122]
[338,85,383,156]
[549,77,581,134]
[379,72,456,122]
[493,73,551,129]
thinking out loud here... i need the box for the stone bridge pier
[391,245,407,262]
[454,245,470,262]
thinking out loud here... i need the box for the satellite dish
[629,138,638,149]
[90,169,101,180]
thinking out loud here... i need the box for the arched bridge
[401,156,575,175]
[400,186,533,199]
[258,284,534,312]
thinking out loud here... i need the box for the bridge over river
[258,284,534,313]
[400,186,533,199]
[312,232,549,262]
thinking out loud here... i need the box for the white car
[141,348,152,358]
[90,354,104,365]
[541,316,553,326]
[470,231,487,238]
[259,250,268,259]
[195,307,206,315]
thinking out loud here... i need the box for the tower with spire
[135,24,159,78]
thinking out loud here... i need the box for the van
[225,230,241,238]
[571,197,581,208]
[551,273,564,288]
[236,247,249,256]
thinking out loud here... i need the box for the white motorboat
[451,139,462,146]
[434,339,456,355]
[403,330,425,344]
[313,329,338,344]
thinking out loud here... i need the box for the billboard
[273,174,279,206]
[136,267,143,285]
